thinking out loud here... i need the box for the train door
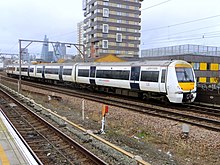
[159,69,167,93]
[130,66,140,90]
[59,66,63,81]
[89,66,96,85]
[42,66,45,79]
[28,65,30,77]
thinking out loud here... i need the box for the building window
[117,4,122,8]
[86,34,89,42]
[193,63,200,70]
[117,11,122,16]
[88,19,91,27]
[103,24,109,33]
[102,40,108,48]
[117,19,122,23]
[103,34,108,38]
[117,27,122,31]
[103,8,109,17]
[103,2,109,6]
[207,63,211,70]
[116,33,122,42]
[103,49,108,53]
[115,50,120,54]
[206,77,210,83]
[103,17,109,22]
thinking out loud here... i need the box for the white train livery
[6,60,197,103]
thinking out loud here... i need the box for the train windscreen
[176,68,194,82]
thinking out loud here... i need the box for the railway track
[183,103,220,117]
[0,87,107,165]
[0,78,151,165]
[1,75,220,132]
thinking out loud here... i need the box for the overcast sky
[1,0,220,55]
[141,0,220,49]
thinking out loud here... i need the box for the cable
[141,14,220,32]
[141,34,220,47]
[142,23,220,39]
[50,30,77,40]
[141,30,220,43]
[141,0,172,11]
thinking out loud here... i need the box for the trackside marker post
[100,105,108,134]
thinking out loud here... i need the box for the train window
[96,70,103,78]
[29,68,34,72]
[21,68,28,72]
[63,69,72,75]
[7,67,15,71]
[161,70,166,83]
[37,68,42,73]
[113,70,129,80]
[45,68,59,74]
[141,71,159,82]
[78,69,89,77]
[96,70,129,80]
[176,68,194,82]
[98,70,111,78]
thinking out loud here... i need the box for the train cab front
[175,65,197,103]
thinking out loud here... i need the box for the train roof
[77,60,184,67]
[6,60,189,67]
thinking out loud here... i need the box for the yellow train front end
[175,63,197,103]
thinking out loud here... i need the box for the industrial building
[82,0,143,58]
[141,44,220,84]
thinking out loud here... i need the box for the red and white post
[100,104,108,134]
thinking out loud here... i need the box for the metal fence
[141,44,220,57]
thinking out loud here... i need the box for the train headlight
[191,90,196,93]
[177,86,181,90]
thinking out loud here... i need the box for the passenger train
[5,60,197,103]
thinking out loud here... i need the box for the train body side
[5,60,197,103]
